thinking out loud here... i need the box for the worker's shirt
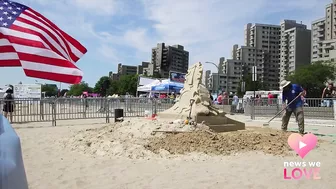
[282,84,303,109]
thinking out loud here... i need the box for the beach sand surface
[14,118,336,189]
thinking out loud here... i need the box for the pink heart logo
[287,133,318,159]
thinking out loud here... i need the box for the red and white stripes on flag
[0,2,87,84]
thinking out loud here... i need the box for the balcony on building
[324,45,334,50]
[317,22,325,27]
[317,27,324,32]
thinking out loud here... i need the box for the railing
[242,98,335,120]
[1,97,334,125]
[0,97,175,126]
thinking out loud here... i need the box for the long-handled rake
[263,92,302,127]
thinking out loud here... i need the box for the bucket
[114,109,124,122]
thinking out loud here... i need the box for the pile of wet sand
[145,128,293,156]
[62,118,299,159]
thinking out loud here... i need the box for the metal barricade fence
[212,98,246,114]
[0,97,175,126]
[247,98,335,120]
[2,97,333,125]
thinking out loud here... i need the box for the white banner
[138,77,155,86]
[14,84,41,99]
[138,76,166,86]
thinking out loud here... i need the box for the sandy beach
[14,117,336,189]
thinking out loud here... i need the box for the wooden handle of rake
[267,92,303,123]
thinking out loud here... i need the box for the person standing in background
[232,93,239,113]
[3,87,14,123]
[321,82,334,107]
[268,92,274,106]
[217,93,223,105]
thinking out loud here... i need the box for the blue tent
[151,81,184,93]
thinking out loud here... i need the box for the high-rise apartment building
[280,20,311,81]
[109,62,150,81]
[208,59,246,93]
[151,43,189,78]
[231,44,239,60]
[216,20,310,92]
[311,0,336,62]
[311,18,326,61]
[117,63,137,75]
[218,57,225,74]
[137,61,150,75]
[241,23,281,89]
[205,70,211,90]
[108,63,137,81]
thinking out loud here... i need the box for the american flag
[0,0,87,84]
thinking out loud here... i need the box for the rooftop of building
[312,17,325,24]
[283,27,311,33]
[252,23,281,28]
[224,59,242,63]
[237,46,255,50]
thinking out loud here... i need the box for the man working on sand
[280,80,306,134]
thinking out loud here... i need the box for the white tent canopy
[137,79,161,92]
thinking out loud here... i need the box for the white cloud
[24,0,122,15]
[140,0,331,72]
[123,28,155,53]
[98,44,120,62]
[142,0,266,45]
[15,0,335,74]
[71,0,121,16]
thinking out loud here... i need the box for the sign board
[14,84,41,99]
[138,77,156,86]
[252,66,257,81]
[138,76,166,86]
[169,71,186,83]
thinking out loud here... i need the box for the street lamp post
[205,62,220,96]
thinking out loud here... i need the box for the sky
[0,0,332,88]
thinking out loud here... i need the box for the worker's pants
[281,106,304,134]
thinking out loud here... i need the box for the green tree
[237,74,262,97]
[286,62,336,97]
[68,81,92,96]
[117,74,138,95]
[152,72,161,78]
[41,84,58,97]
[107,80,119,95]
[94,76,111,96]
[141,72,161,79]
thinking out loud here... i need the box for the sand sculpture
[160,62,219,119]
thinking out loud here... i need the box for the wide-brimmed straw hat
[279,80,291,90]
